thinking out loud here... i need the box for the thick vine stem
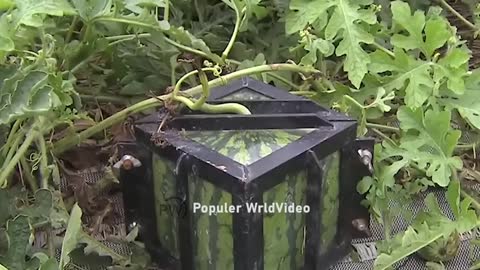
[164,0,170,21]
[172,68,217,97]
[52,64,320,155]
[1,120,22,157]
[175,96,251,114]
[190,69,210,110]
[171,66,250,114]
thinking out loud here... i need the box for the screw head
[122,159,134,170]
[352,218,372,237]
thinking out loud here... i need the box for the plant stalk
[222,4,243,62]
[226,59,301,90]
[437,0,477,31]
[191,69,210,110]
[80,94,133,104]
[164,37,223,64]
[52,64,319,155]
[0,127,38,188]
[37,135,49,189]
[3,131,25,167]
[19,156,38,191]
[366,123,400,133]
[1,120,22,157]
[65,16,79,44]
[164,0,170,21]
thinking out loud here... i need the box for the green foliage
[0,0,479,268]
[0,215,31,270]
[374,181,478,269]
[287,0,377,88]
[439,70,480,129]
[381,107,463,187]
[390,1,449,59]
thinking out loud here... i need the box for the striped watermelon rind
[152,129,341,269]
[263,170,307,270]
[189,174,234,270]
[319,152,340,254]
[152,154,180,258]
[183,129,312,165]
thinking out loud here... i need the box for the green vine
[0,0,479,269]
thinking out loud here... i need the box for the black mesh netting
[330,187,480,270]
[57,167,480,270]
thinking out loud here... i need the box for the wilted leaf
[19,189,53,226]
[0,215,31,270]
[0,187,21,224]
[79,232,129,265]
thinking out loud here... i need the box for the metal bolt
[129,221,137,231]
[358,149,373,173]
[114,155,142,170]
[352,218,372,237]
[113,155,142,177]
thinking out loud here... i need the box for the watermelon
[189,174,234,270]
[151,129,341,269]
[152,154,180,259]
[263,170,307,270]
[319,152,340,254]
[183,129,313,165]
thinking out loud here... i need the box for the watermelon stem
[52,63,320,155]
[190,69,210,110]
[171,66,251,114]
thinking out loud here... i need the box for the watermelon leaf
[286,0,377,88]
[71,0,113,22]
[380,107,462,187]
[60,204,83,268]
[374,183,478,270]
[12,0,76,28]
[374,223,446,270]
[324,0,377,88]
[439,70,480,130]
[285,0,333,35]
[79,232,130,265]
[390,1,450,59]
